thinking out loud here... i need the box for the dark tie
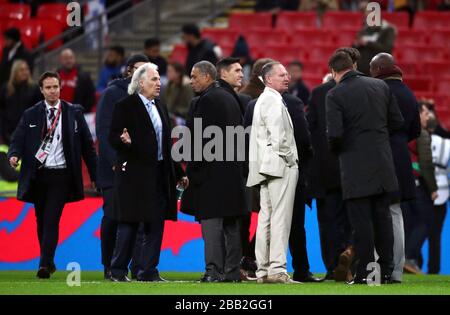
[48,108,56,123]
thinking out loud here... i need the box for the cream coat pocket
[259,145,285,178]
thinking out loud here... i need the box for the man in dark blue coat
[8,71,97,279]
[370,53,421,283]
[95,54,148,279]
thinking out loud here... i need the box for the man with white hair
[108,63,188,282]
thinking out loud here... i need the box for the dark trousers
[346,193,394,280]
[201,217,242,281]
[316,191,352,274]
[100,188,118,269]
[33,168,70,268]
[110,219,165,280]
[240,214,256,260]
[288,188,311,277]
[428,203,447,274]
[402,183,433,263]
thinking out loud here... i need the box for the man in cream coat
[247,61,299,284]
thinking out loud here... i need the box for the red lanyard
[46,105,62,138]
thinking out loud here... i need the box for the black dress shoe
[324,271,334,280]
[200,275,222,283]
[346,278,367,285]
[110,275,131,282]
[221,278,242,283]
[48,264,56,274]
[37,267,51,279]
[293,273,325,283]
[104,268,112,280]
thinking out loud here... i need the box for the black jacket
[385,79,421,202]
[0,83,42,145]
[217,79,251,116]
[306,79,341,198]
[58,66,96,112]
[7,100,97,203]
[181,83,247,220]
[95,77,129,189]
[185,39,218,74]
[109,94,184,223]
[326,71,404,200]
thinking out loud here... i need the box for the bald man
[57,49,96,112]
[370,53,421,283]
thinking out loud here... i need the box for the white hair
[127,62,158,95]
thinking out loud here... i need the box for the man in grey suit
[247,61,299,284]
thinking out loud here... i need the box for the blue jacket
[95,77,130,189]
[7,100,97,202]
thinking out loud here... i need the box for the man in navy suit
[8,71,97,279]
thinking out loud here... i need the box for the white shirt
[44,100,66,168]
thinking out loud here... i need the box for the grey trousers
[390,203,405,281]
[201,217,242,281]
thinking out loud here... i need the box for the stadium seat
[293,29,333,46]
[243,28,289,50]
[37,3,69,27]
[260,44,305,65]
[6,19,42,49]
[413,11,450,29]
[276,12,318,30]
[228,12,273,30]
[0,4,31,20]
[382,12,410,29]
[429,30,450,48]
[422,61,450,78]
[435,78,450,95]
[332,27,359,47]
[219,43,234,57]
[322,12,363,29]
[34,18,65,50]
[169,44,187,64]
[307,45,337,62]
[397,62,420,76]
[396,29,427,46]
[201,29,239,48]
[403,76,434,93]
[396,45,444,63]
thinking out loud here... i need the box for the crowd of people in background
[0,1,449,282]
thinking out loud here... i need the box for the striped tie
[146,100,163,160]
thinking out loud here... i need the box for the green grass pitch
[0,271,449,295]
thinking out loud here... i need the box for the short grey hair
[128,62,158,95]
[192,61,217,80]
[261,61,281,84]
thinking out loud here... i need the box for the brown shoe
[334,246,355,282]
[266,273,295,284]
[404,261,423,275]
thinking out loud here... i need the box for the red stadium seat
[201,28,239,47]
[382,12,410,29]
[293,29,333,46]
[243,28,289,49]
[6,19,42,49]
[260,44,306,65]
[413,11,450,30]
[37,3,69,27]
[332,27,359,46]
[169,44,188,64]
[403,76,434,93]
[396,45,444,63]
[34,18,65,50]
[276,12,318,30]
[228,12,273,30]
[0,4,31,20]
[397,62,420,76]
[219,43,234,57]
[307,45,337,62]
[435,78,450,95]
[395,29,427,46]
[429,30,450,48]
[422,61,450,78]
[322,12,363,29]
